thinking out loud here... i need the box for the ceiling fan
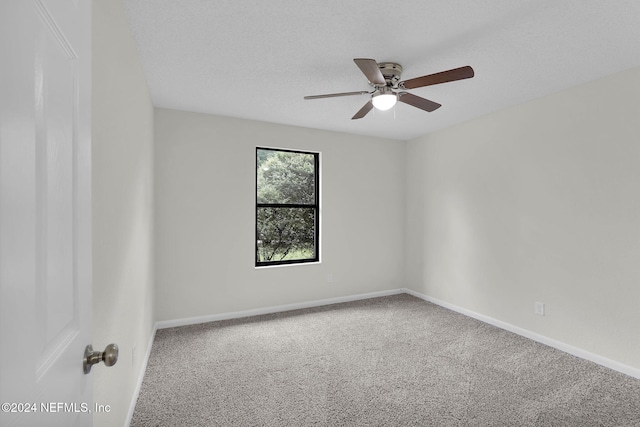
[304,58,474,120]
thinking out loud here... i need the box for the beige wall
[92,0,155,425]
[154,109,405,321]
[405,66,640,370]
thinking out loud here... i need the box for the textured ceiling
[124,0,640,141]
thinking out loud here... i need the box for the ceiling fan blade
[351,101,373,120]
[398,92,441,112]
[354,58,385,85]
[304,90,370,100]
[400,66,474,90]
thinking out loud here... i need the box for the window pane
[257,149,316,205]
[256,207,316,263]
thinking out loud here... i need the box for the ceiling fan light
[372,92,397,111]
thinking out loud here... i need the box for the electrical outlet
[327,274,333,283]
[534,302,545,316]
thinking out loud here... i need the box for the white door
[0,0,93,426]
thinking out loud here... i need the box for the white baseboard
[125,323,158,427]
[155,288,405,330]
[401,287,640,380]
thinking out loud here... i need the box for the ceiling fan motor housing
[377,62,403,87]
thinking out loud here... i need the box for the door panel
[37,1,77,366]
[0,1,92,426]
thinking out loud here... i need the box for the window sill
[255,261,321,270]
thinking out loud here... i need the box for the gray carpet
[131,294,640,426]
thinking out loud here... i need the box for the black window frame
[255,147,320,267]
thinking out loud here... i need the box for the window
[256,147,319,266]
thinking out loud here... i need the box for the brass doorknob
[83,343,119,374]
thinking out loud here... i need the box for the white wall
[154,109,405,321]
[92,0,155,425]
[405,66,640,370]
